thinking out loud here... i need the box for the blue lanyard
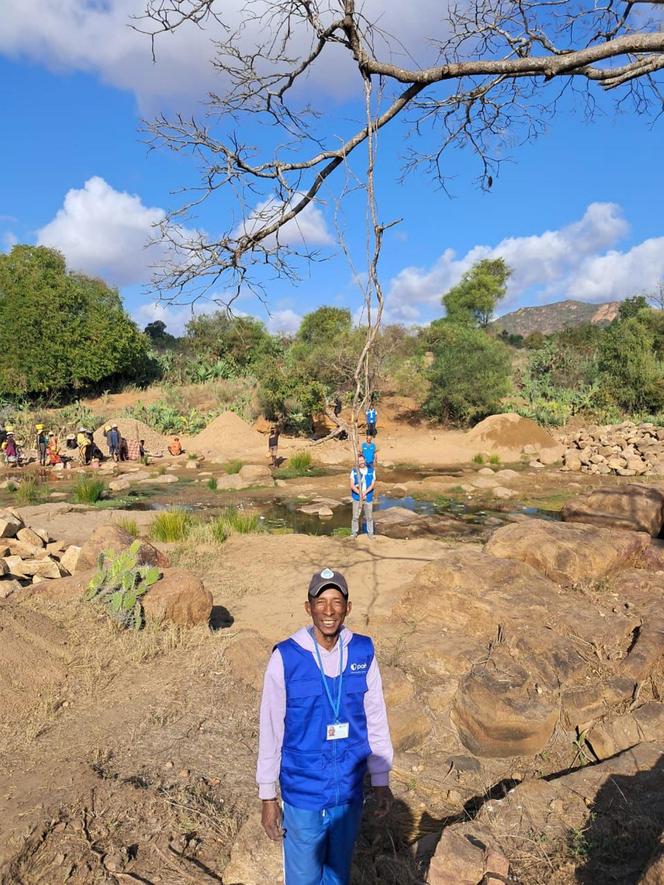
[312,632,344,722]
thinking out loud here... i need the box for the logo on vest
[350,662,367,672]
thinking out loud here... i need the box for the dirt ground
[2,406,663,884]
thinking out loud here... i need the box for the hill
[492,299,621,337]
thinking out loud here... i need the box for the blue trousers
[283,799,364,885]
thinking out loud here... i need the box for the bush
[207,477,218,490]
[73,477,108,504]
[150,510,193,542]
[214,506,261,536]
[424,323,511,424]
[472,453,484,464]
[84,540,161,630]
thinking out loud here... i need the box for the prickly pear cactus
[85,540,162,630]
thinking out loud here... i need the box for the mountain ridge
[492,299,621,337]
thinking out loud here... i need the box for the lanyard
[312,632,344,723]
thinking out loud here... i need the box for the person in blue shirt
[365,404,377,437]
[350,454,375,538]
[361,433,376,469]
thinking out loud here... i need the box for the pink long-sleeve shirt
[257,626,393,800]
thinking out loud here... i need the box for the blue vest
[351,466,375,502]
[361,441,376,466]
[277,633,374,810]
[366,408,377,424]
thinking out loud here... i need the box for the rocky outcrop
[484,518,649,585]
[562,421,664,475]
[561,483,664,535]
[427,827,509,885]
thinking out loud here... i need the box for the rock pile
[562,421,664,475]
[0,508,81,598]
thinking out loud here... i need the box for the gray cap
[308,568,349,599]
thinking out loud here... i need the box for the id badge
[326,722,349,741]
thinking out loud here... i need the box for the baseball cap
[308,568,349,599]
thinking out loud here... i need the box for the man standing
[268,425,280,467]
[350,454,375,539]
[361,433,377,470]
[35,424,48,466]
[258,569,393,884]
[365,402,377,437]
[108,424,121,462]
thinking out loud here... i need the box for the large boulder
[561,483,664,536]
[20,569,96,602]
[381,665,433,751]
[239,464,273,483]
[77,524,169,571]
[451,648,560,757]
[142,569,212,627]
[0,514,22,539]
[641,835,664,885]
[484,518,649,585]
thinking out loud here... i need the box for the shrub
[489,454,500,465]
[73,477,107,504]
[224,459,243,474]
[150,510,193,542]
[472,453,484,465]
[207,477,218,491]
[84,540,161,630]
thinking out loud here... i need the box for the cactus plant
[85,540,161,630]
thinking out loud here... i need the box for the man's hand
[372,785,393,818]
[261,799,283,841]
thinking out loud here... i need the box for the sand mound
[188,411,265,459]
[466,412,558,451]
[93,417,168,455]
[0,603,70,716]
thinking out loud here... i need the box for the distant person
[361,433,377,468]
[76,428,90,465]
[108,424,121,462]
[268,426,280,467]
[168,436,183,456]
[366,402,377,437]
[350,453,375,539]
[119,436,129,462]
[4,432,18,467]
[47,433,62,466]
[35,424,48,466]
[333,397,342,418]
[139,439,148,464]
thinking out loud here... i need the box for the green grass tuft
[472,453,485,465]
[114,516,140,538]
[489,454,500,465]
[332,526,352,537]
[217,506,261,536]
[224,459,243,475]
[73,477,108,504]
[207,476,218,491]
[289,451,312,471]
[14,475,49,505]
[150,509,193,542]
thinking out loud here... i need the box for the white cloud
[383,202,659,324]
[37,176,167,286]
[0,1,447,109]
[234,195,333,250]
[266,309,302,335]
[2,231,18,252]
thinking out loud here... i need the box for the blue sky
[2,1,663,335]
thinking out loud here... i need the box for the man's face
[365,435,372,444]
[358,456,366,468]
[305,587,351,639]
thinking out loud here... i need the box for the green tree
[598,315,664,413]
[144,320,178,349]
[0,245,153,400]
[423,324,511,424]
[442,259,511,328]
[618,295,650,321]
[184,312,278,370]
